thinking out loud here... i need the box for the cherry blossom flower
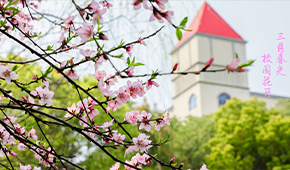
[112,133,126,144]
[132,0,148,10]
[20,164,32,170]
[137,38,146,46]
[28,128,38,140]
[146,79,159,90]
[65,103,80,118]
[57,33,66,44]
[125,66,134,76]
[62,15,76,32]
[149,8,163,23]
[87,1,107,25]
[107,100,117,111]
[100,119,114,130]
[93,69,107,80]
[17,142,27,151]
[31,87,54,105]
[89,109,99,122]
[67,69,78,80]
[200,164,209,170]
[110,162,120,170]
[80,49,95,58]
[155,111,170,131]
[125,45,134,57]
[154,0,168,9]
[137,110,155,132]
[42,78,49,87]
[77,22,93,43]
[226,58,245,72]
[124,110,139,125]
[100,1,113,9]
[0,65,18,84]
[115,86,130,105]
[132,133,152,152]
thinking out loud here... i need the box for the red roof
[175,2,244,48]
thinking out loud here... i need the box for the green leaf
[132,62,144,67]
[43,66,53,77]
[235,53,239,58]
[176,29,182,41]
[238,60,255,68]
[46,45,54,51]
[72,84,76,89]
[31,34,38,38]
[87,37,100,42]
[11,65,19,71]
[153,154,158,157]
[131,57,135,65]
[46,77,54,82]
[179,17,188,27]
[161,134,171,145]
[114,54,123,59]
[26,122,37,129]
[126,57,130,65]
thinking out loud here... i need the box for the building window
[218,93,230,106]
[189,94,196,110]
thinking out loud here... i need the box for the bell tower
[172,2,250,119]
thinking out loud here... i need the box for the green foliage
[205,97,290,170]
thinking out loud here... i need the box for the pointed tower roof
[175,2,244,49]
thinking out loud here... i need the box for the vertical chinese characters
[262,54,272,97]
[276,33,286,76]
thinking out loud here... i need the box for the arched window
[218,93,230,106]
[189,94,196,110]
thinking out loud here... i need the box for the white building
[170,2,286,119]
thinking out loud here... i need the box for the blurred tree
[205,97,290,170]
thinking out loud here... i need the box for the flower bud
[22,96,27,101]
[171,63,179,73]
[169,158,175,165]
[179,163,184,168]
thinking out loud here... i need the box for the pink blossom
[125,45,134,57]
[124,110,139,125]
[125,66,134,76]
[100,1,113,9]
[100,119,114,130]
[88,1,107,25]
[62,15,76,32]
[115,86,130,105]
[200,164,209,170]
[124,146,135,157]
[58,33,66,44]
[98,81,114,97]
[155,111,170,131]
[67,69,78,80]
[17,142,27,151]
[137,38,146,46]
[77,98,89,112]
[149,8,163,23]
[107,100,117,112]
[146,79,159,90]
[10,151,17,157]
[226,58,245,72]
[155,0,168,9]
[77,22,93,43]
[112,133,126,144]
[28,128,38,140]
[89,109,99,122]
[106,74,118,86]
[162,11,174,24]
[3,116,17,124]
[110,162,120,170]
[132,0,148,10]
[95,55,106,67]
[137,110,155,132]
[80,49,95,58]
[93,69,107,80]
[132,133,152,152]
[42,78,49,87]
[65,103,80,118]
[31,87,54,105]
[20,164,32,170]
[0,65,18,84]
